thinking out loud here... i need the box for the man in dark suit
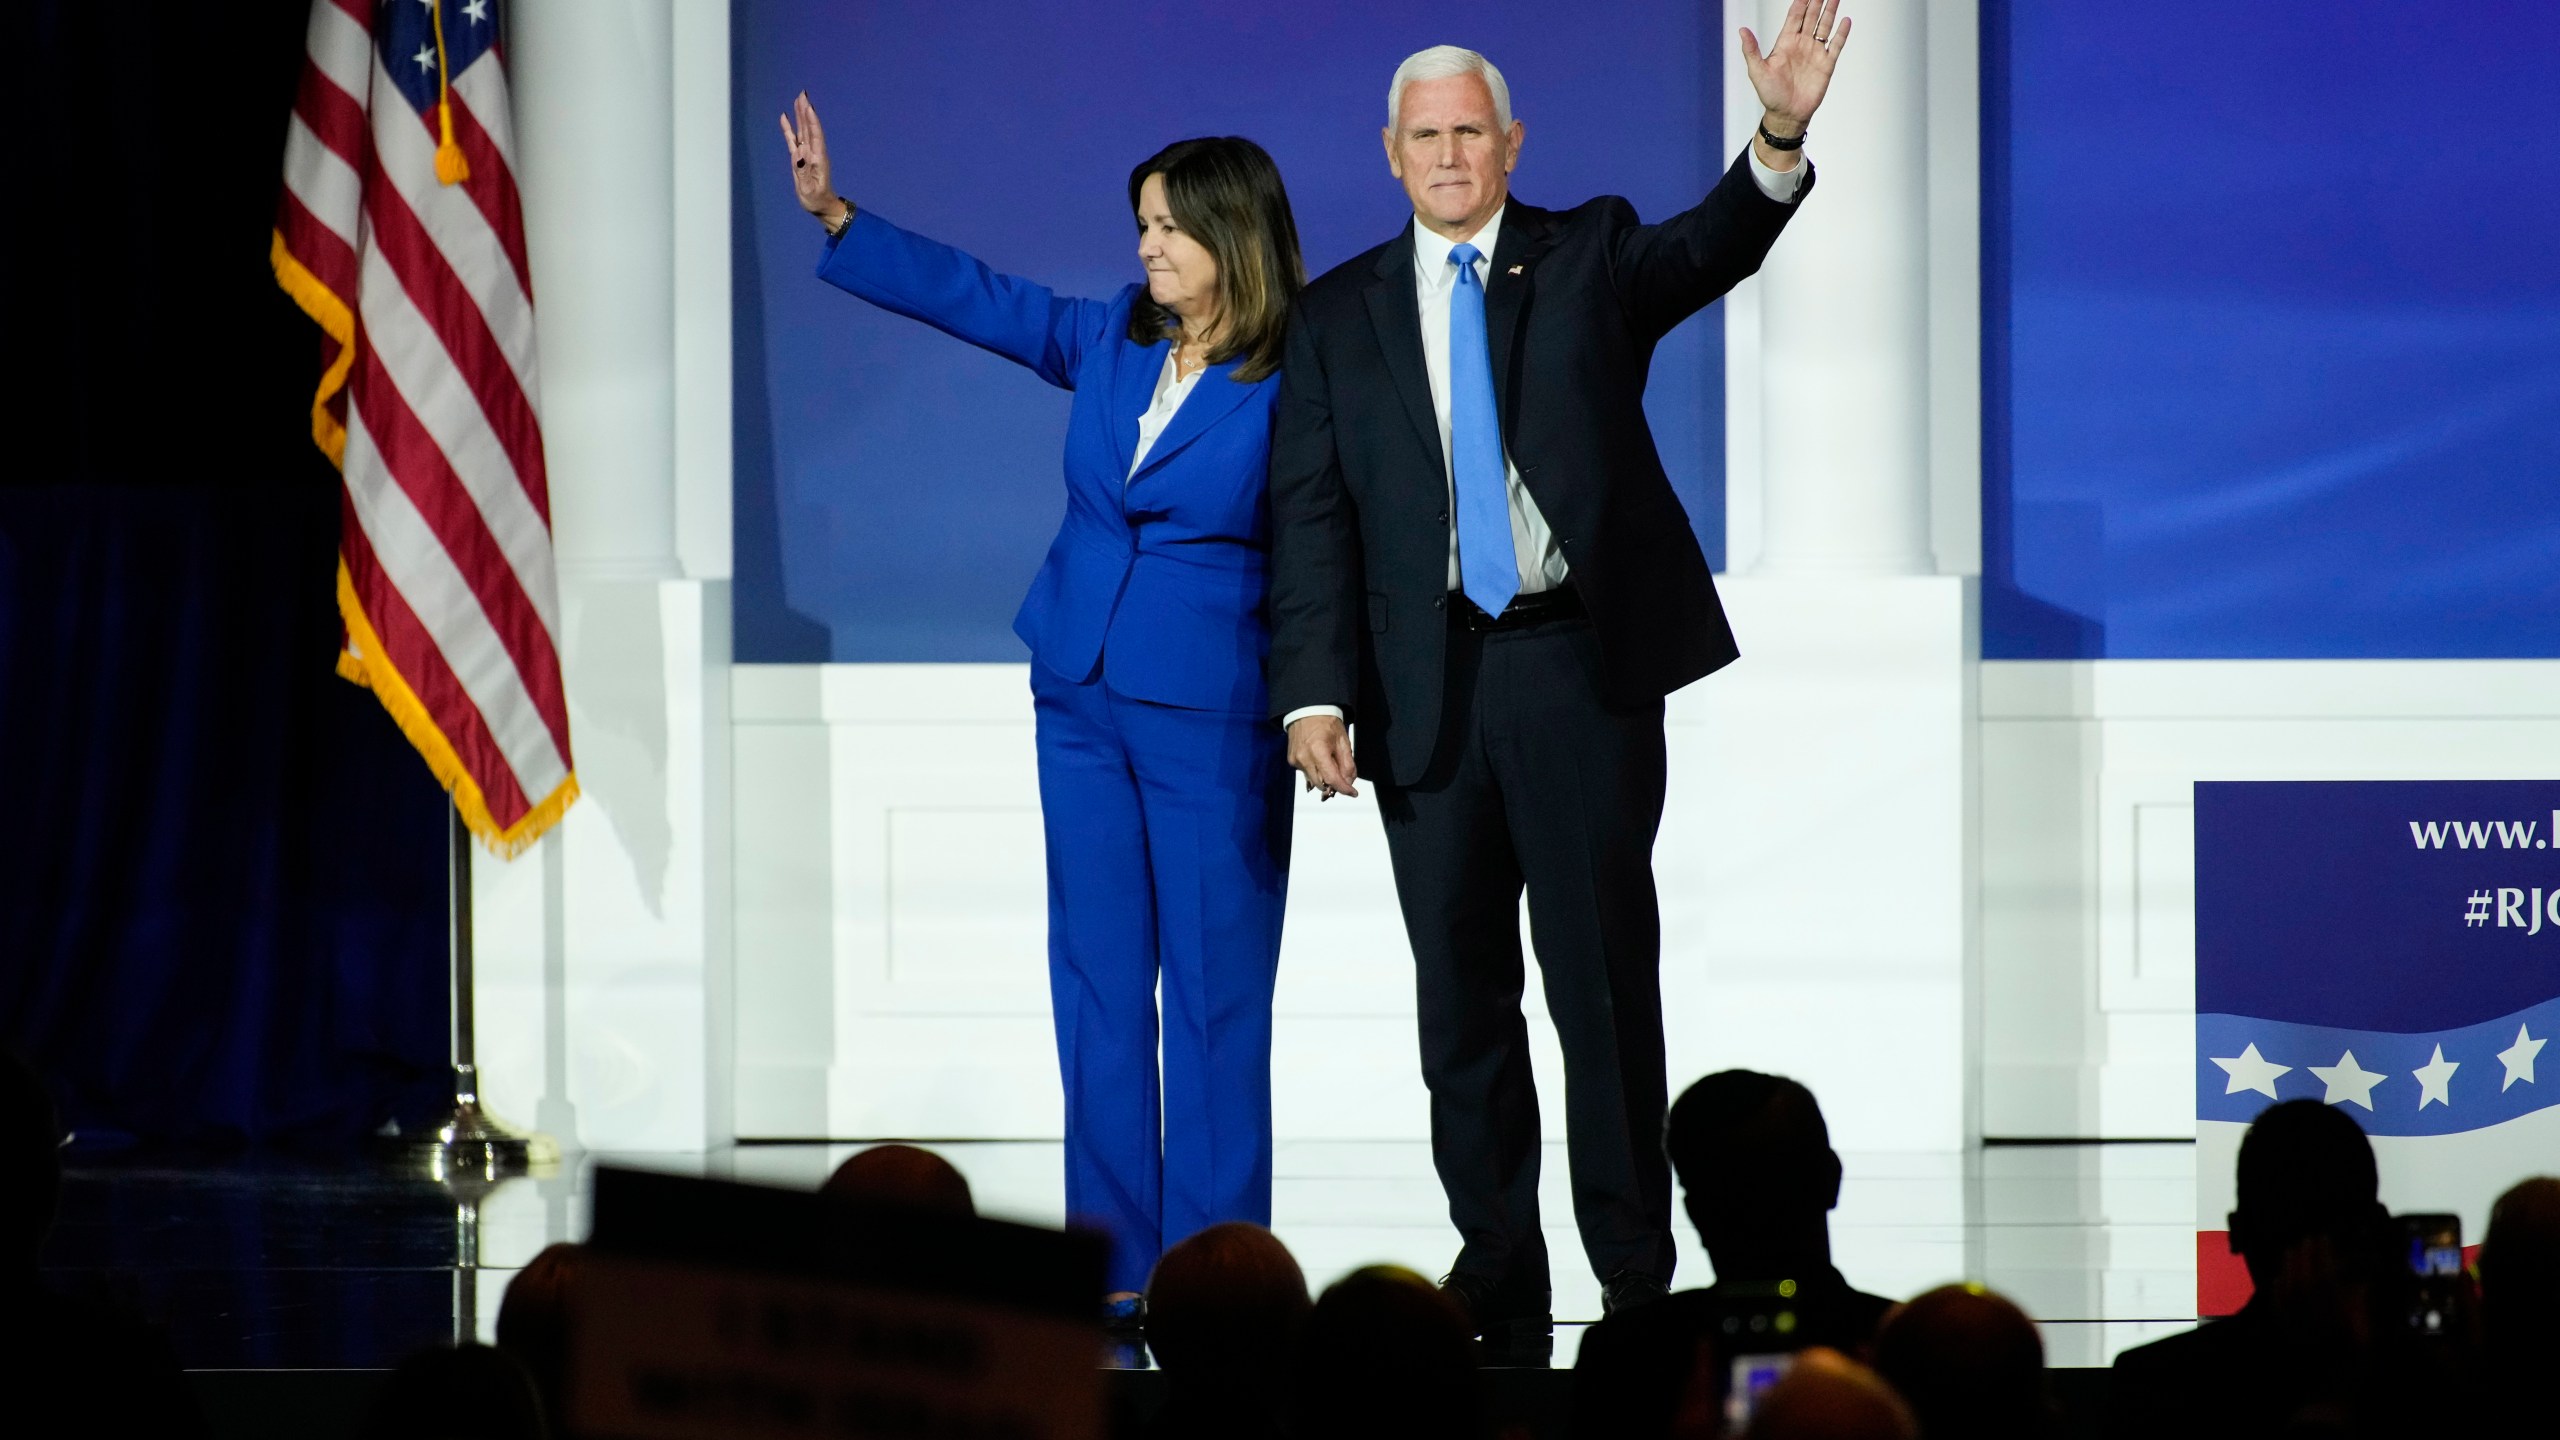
[1267,2,1852,1353]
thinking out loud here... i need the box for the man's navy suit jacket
[1266,148,1809,782]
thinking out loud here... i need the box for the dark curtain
[0,2,450,1145]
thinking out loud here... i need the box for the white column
[513,0,680,581]
[1678,2,1975,1166]
[472,582,733,1154]
[670,0,734,580]
[1749,0,1934,576]
[480,1,731,1154]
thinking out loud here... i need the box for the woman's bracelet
[822,199,854,237]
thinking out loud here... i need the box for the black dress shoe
[1601,1271,1670,1316]
[1439,1271,1554,1366]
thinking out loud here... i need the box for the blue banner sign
[2192,781,2559,1312]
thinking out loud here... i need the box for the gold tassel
[435,104,472,185]
[429,1,471,186]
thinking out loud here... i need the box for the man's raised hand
[778,91,846,223]
[1740,0,1850,135]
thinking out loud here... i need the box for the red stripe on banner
[444,89,536,302]
[349,344,573,759]
[277,190,358,301]
[292,56,368,168]
[339,502,536,828]
[2194,1231,2487,1319]
[361,182,552,526]
[2196,1230,2249,1317]
[324,0,369,26]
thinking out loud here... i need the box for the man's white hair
[1386,45,1513,132]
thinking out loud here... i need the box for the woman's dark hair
[1126,136,1304,384]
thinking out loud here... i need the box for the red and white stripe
[277,0,574,848]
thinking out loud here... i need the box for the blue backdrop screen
[1983,2,2560,658]
[732,0,1727,662]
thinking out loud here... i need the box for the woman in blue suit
[781,95,1304,1312]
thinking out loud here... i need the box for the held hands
[1287,715,1358,801]
[1740,0,1850,141]
[778,91,849,228]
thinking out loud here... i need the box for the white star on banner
[413,44,435,73]
[2412,1045,2459,1109]
[2212,1043,2290,1098]
[2499,1024,2545,1091]
[2310,1050,2386,1110]
[464,0,489,22]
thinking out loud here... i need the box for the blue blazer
[819,212,1282,715]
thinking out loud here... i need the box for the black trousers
[1374,610,1674,1300]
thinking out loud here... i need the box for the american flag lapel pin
[1508,264,1525,275]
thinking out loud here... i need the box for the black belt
[1453,584,1584,631]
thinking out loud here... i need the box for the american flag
[273,0,575,855]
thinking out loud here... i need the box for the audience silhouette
[18,1058,2560,1440]
[1744,1347,1917,1440]
[821,1143,978,1215]
[1143,1221,1310,1440]
[0,1049,205,1437]
[2107,1098,2444,1439]
[2478,1175,2560,1428]
[1291,1265,1489,1440]
[1872,1283,2050,1440]
[1573,1070,1895,1440]
[358,1341,547,1440]
[495,1240,584,1434]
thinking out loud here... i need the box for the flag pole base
[403,805,558,1185]
[398,1065,559,1184]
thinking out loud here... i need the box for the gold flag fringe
[337,562,579,859]
[270,230,353,466]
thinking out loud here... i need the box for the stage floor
[47,1139,2202,1372]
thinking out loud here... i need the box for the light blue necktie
[1447,242,1518,618]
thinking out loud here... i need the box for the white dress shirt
[1130,349,1204,478]
[1284,151,1807,730]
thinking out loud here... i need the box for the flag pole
[410,799,554,1179]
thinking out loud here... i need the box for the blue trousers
[1031,664,1292,1294]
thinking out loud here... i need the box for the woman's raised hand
[779,91,846,224]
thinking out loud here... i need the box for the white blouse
[1128,349,1205,479]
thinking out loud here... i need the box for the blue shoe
[1102,1293,1147,1335]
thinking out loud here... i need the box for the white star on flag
[464,0,490,22]
[2310,1050,2386,1110]
[2212,1043,2290,1098]
[2412,1045,2458,1108]
[2499,1024,2545,1091]
[413,44,435,72]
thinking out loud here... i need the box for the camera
[2394,1212,2469,1339]
[1706,1279,1811,1431]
